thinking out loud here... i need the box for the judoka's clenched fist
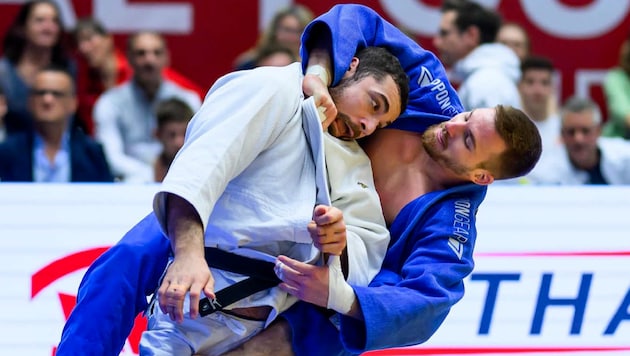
[308,205,347,255]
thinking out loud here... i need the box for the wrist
[306,64,330,87]
[327,256,356,314]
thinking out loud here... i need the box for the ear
[344,57,359,77]
[464,26,481,46]
[471,169,494,185]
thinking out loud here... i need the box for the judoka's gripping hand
[158,255,215,323]
[275,255,356,315]
[303,69,337,129]
[308,205,346,255]
[158,194,216,324]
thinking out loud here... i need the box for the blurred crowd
[0,0,628,185]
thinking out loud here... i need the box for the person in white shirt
[433,0,521,110]
[93,32,201,183]
[531,96,630,184]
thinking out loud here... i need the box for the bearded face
[327,78,362,140]
[421,123,471,176]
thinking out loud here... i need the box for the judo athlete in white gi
[138,46,409,355]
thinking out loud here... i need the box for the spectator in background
[93,31,201,183]
[497,22,530,61]
[433,0,521,110]
[518,56,560,150]
[72,17,205,136]
[233,4,313,70]
[0,65,112,182]
[532,96,630,185]
[498,24,561,120]
[153,97,193,182]
[0,0,75,136]
[497,56,561,185]
[602,32,630,139]
[254,44,298,67]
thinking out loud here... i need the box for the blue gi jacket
[284,184,487,355]
[281,4,483,354]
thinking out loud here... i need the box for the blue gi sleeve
[299,4,464,133]
[339,185,487,353]
[56,213,170,355]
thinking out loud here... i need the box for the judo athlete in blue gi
[218,5,542,356]
[56,4,542,355]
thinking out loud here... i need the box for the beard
[327,77,361,140]
[422,123,470,176]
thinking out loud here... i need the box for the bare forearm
[166,193,205,258]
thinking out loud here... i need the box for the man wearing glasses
[530,96,630,184]
[0,65,113,182]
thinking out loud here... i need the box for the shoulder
[604,69,629,84]
[253,63,303,91]
[0,57,12,72]
[70,129,109,161]
[212,63,303,99]
[163,81,202,107]
[398,184,487,226]
[600,137,630,154]
[0,133,30,155]
[97,82,132,102]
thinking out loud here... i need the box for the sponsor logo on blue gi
[449,199,471,259]
[429,78,459,117]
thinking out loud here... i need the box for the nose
[444,120,465,137]
[358,117,379,137]
[78,41,92,56]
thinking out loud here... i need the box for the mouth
[331,116,354,140]
[344,121,354,139]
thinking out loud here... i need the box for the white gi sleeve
[153,64,303,233]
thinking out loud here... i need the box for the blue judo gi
[56,4,476,355]
[284,6,485,354]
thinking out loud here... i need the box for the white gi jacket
[153,63,388,325]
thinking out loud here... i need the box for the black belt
[198,247,281,317]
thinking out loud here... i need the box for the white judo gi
[140,63,389,355]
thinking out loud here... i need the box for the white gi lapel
[301,97,331,206]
